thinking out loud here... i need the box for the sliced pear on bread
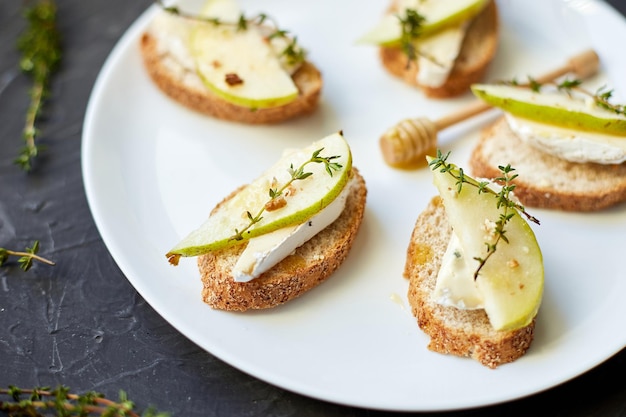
[141,0,321,123]
[358,0,490,46]
[167,132,352,263]
[188,0,299,109]
[190,26,298,109]
[428,156,544,331]
[471,84,626,136]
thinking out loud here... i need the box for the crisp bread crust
[379,0,499,98]
[404,196,536,369]
[140,30,322,124]
[470,117,626,211]
[198,168,367,311]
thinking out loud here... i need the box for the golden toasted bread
[469,117,626,211]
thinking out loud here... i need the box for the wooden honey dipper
[379,49,600,168]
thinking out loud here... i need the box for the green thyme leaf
[16,0,62,172]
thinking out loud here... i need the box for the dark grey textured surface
[1,1,625,416]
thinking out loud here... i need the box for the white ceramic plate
[82,0,626,411]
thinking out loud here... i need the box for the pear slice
[429,157,544,331]
[167,132,352,261]
[471,84,626,136]
[358,0,489,46]
[188,1,299,109]
[198,0,240,20]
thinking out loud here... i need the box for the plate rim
[81,0,626,411]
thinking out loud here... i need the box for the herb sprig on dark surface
[428,150,540,280]
[16,0,62,172]
[0,385,169,417]
[0,241,55,271]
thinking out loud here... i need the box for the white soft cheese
[149,12,196,71]
[433,232,484,309]
[231,177,353,282]
[416,23,468,87]
[506,114,626,164]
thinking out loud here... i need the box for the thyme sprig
[0,240,55,271]
[397,9,425,65]
[395,9,447,69]
[505,77,626,116]
[230,148,343,242]
[16,0,62,172]
[154,0,305,67]
[0,385,168,417]
[428,151,540,280]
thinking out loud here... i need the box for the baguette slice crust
[198,168,367,311]
[140,30,322,124]
[470,117,626,211]
[404,196,535,368]
[379,0,498,98]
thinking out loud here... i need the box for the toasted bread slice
[140,19,322,124]
[404,196,535,368]
[379,0,498,98]
[198,168,367,311]
[469,117,626,211]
